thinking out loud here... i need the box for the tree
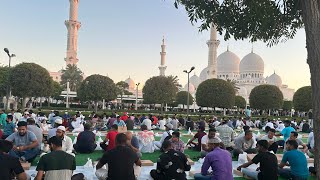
[227,79,239,94]
[235,96,246,109]
[293,86,312,111]
[282,100,293,111]
[0,66,9,97]
[176,91,194,110]
[10,63,52,109]
[77,74,117,112]
[167,75,182,92]
[60,64,83,91]
[116,81,133,106]
[196,79,235,108]
[142,76,177,111]
[249,85,283,110]
[172,0,320,174]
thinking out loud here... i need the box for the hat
[165,123,173,130]
[57,126,66,132]
[55,118,63,125]
[208,137,222,144]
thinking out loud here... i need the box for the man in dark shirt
[73,123,96,153]
[237,140,278,180]
[96,133,142,180]
[187,126,206,151]
[126,117,134,130]
[150,140,191,180]
[0,139,27,180]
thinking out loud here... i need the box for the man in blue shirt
[278,140,309,180]
[113,116,126,127]
[3,114,15,139]
[278,120,295,147]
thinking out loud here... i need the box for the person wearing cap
[237,140,278,180]
[27,118,43,150]
[150,140,191,180]
[74,123,97,153]
[56,126,73,154]
[194,137,233,180]
[141,115,152,130]
[187,126,207,151]
[48,118,63,139]
[154,123,173,150]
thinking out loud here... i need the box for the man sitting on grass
[186,126,206,151]
[284,131,308,153]
[233,130,257,158]
[169,131,185,153]
[73,123,97,153]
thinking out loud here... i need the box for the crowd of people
[0,108,316,180]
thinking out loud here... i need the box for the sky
[0,0,310,90]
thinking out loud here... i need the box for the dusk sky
[0,0,310,90]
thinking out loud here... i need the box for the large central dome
[240,52,264,73]
[217,50,240,73]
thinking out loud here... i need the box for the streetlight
[135,83,140,111]
[3,48,15,110]
[183,66,195,118]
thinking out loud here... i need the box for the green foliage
[167,75,182,92]
[249,85,283,110]
[51,81,64,100]
[176,91,193,105]
[116,81,133,98]
[282,100,293,111]
[77,74,117,102]
[142,76,177,104]
[173,0,303,46]
[226,79,239,94]
[61,64,83,91]
[10,63,52,97]
[196,79,235,108]
[235,96,246,109]
[293,86,312,111]
[0,66,9,96]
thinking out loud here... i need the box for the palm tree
[226,79,240,94]
[116,81,133,106]
[167,75,182,92]
[60,64,84,91]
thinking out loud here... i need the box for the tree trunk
[300,1,320,178]
[47,97,50,107]
[161,103,163,115]
[40,98,43,108]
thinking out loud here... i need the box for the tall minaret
[206,23,220,79]
[65,0,81,66]
[159,37,167,76]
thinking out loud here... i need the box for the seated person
[100,124,118,151]
[284,131,308,153]
[201,128,216,157]
[27,118,43,150]
[47,119,63,139]
[2,114,15,139]
[35,136,76,180]
[71,115,84,133]
[237,140,278,180]
[185,117,194,131]
[169,131,185,153]
[126,117,134,130]
[137,125,155,153]
[278,140,309,180]
[154,123,173,150]
[301,120,311,133]
[113,116,126,127]
[56,126,73,154]
[0,139,28,180]
[125,131,142,158]
[6,121,39,162]
[73,123,97,153]
[194,137,233,180]
[276,121,285,132]
[186,126,206,151]
[307,131,314,157]
[150,140,191,180]
[233,130,257,158]
[261,128,278,153]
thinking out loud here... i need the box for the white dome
[217,50,240,73]
[267,72,282,87]
[240,52,264,73]
[200,67,209,81]
[125,77,135,90]
[189,74,201,88]
[184,83,196,94]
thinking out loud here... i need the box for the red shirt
[152,116,158,125]
[106,130,118,150]
[120,115,128,122]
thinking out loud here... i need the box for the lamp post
[135,83,140,111]
[3,48,15,110]
[183,66,195,118]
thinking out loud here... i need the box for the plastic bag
[95,136,103,150]
[238,152,248,165]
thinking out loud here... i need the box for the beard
[19,132,26,136]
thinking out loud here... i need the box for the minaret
[206,23,220,79]
[65,0,81,66]
[159,37,167,76]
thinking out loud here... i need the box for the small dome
[240,52,264,73]
[184,83,196,94]
[217,50,240,73]
[125,77,135,90]
[200,67,209,81]
[267,72,282,87]
[189,74,201,88]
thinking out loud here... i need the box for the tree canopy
[176,91,194,106]
[282,100,293,111]
[51,81,64,100]
[293,86,312,111]
[10,63,52,98]
[235,96,246,109]
[142,76,177,105]
[0,66,9,97]
[196,79,235,108]
[249,85,283,110]
[61,64,83,91]
[77,74,117,102]
[116,81,133,99]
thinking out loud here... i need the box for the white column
[207,24,220,79]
